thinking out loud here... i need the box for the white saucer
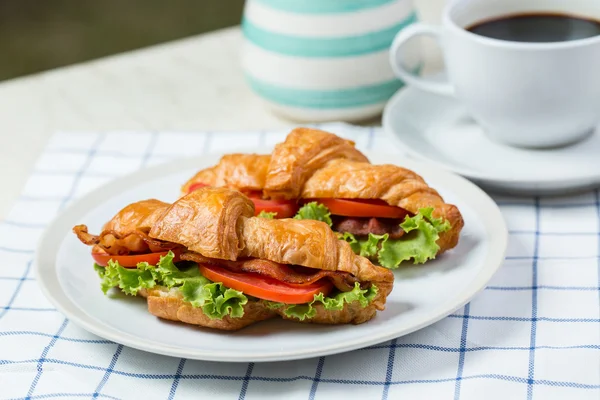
[383,87,600,195]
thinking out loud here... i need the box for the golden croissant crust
[241,218,392,284]
[264,127,369,199]
[103,199,170,233]
[181,154,270,195]
[149,187,255,260]
[182,128,463,254]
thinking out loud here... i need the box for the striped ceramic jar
[241,0,419,122]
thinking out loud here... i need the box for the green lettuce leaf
[358,234,386,258]
[281,282,378,321]
[339,232,388,259]
[263,300,284,310]
[294,202,332,226]
[154,252,202,287]
[257,210,277,219]
[179,279,248,319]
[378,207,450,267]
[94,263,105,278]
[338,208,451,269]
[95,263,120,295]
[100,259,156,296]
[94,251,247,319]
[283,303,315,320]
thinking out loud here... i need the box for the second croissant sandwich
[73,187,394,331]
[182,128,464,270]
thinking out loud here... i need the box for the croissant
[182,127,463,259]
[74,187,394,331]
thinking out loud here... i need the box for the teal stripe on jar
[245,75,405,109]
[242,12,417,57]
[255,0,396,14]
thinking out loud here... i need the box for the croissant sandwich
[73,187,394,331]
[182,128,464,270]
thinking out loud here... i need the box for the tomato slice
[188,182,209,193]
[310,198,409,219]
[199,264,332,304]
[92,249,181,267]
[247,195,298,218]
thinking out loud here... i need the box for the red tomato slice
[92,249,181,267]
[187,182,209,193]
[310,198,409,219]
[248,195,298,218]
[199,264,332,304]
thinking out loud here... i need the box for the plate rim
[382,86,600,186]
[35,151,508,362]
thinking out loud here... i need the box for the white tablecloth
[1,123,598,399]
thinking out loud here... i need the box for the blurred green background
[0,0,245,81]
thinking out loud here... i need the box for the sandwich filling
[94,251,378,321]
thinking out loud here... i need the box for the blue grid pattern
[0,123,599,400]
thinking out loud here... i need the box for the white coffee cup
[389,0,600,148]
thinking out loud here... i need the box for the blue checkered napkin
[0,123,598,400]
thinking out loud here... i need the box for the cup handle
[389,23,454,96]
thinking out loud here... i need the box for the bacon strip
[181,252,359,292]
[332,217,405,239]
[73,224,179,255]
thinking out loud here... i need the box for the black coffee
[467,13,600,43]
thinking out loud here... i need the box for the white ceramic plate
[35,152,507,362]
[383,87,600,196]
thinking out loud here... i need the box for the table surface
[0,0,444,219]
